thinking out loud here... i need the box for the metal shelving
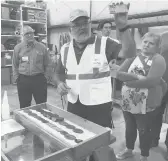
[1,2,47,85]
[23,21,46,25]
[1,50,14,53]
[21,5,45,11]
[1,19,21,27]
[1,2,47,68]
[1,35,21,37]
[1,2,19,8]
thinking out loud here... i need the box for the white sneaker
[116,148,133,160]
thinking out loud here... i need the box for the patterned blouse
[121,54,152,114]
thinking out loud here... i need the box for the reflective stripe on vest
[66,74,76,80]
[66,71,110,80]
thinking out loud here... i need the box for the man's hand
[57,82,71,96]
[14,75,19,84]
[124,81,133,87]
[109,59,119,78]
[114,2,130,29]
[109,59,119,69]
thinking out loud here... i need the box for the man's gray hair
[142,32,161,47]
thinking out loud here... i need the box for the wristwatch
[119,25,130,32]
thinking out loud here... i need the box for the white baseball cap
[70,9,89,22]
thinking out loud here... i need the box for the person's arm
[125,55,166,88]
[117,72,139,82]
[118,57,134,72]
[116,58,138,81]
[116,29,136,59]
[109,57,137,81]
[12,45,19,83]
[114,3,136,59]
[52,54,66,86]
[52,50,71,96]
[162,89,168,104]
[106,38,121,63]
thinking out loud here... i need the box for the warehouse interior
[1,0,168,161]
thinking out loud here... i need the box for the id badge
[22,56,29,62]
[36,50,43,55]
[92,55,103,68]
[147,60,152,66]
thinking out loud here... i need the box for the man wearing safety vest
[53,3,136,129]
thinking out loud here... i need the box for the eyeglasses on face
[70,21,90,29]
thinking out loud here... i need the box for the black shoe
[150,141,159,148]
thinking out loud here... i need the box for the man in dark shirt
[98,20,124,99]
[98,20,113,37]
[53,5,136,131]
[12,25,50,109]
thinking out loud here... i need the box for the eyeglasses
[70,21,90,29]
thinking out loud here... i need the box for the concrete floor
[1,84,168,161]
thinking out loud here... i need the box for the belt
[19,73,44,77]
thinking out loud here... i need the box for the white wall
[47,0,90,26]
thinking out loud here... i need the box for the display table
[1,103,117,161]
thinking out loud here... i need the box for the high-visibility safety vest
[60,36,112,105]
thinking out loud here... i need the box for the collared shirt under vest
[60,36,117,105]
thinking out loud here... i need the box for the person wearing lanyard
[12,25,50,109]
[53,3,135,129]
[110,32,166,161]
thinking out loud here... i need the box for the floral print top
[121,55,149,114]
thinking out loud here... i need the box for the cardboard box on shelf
[1,7,10,19]
[1,67,11,85]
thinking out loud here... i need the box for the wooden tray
[12,102,116,161]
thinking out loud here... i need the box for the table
[2,103,117,161]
